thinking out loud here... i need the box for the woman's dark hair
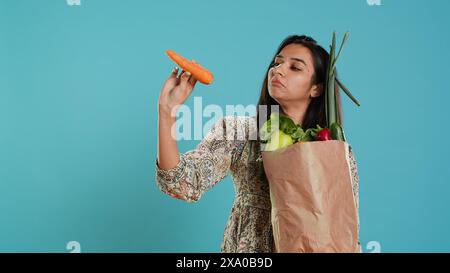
[256,35,342,138]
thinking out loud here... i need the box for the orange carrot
[165,49,214,85]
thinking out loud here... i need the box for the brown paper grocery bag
[262,140,359,253]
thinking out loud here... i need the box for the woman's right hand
[158,67,198,117]
[157,66,197,170]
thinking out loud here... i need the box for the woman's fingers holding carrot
[171,66,179,75]
[180,69,191,80]
[161,67,180,94]
[188,76,197,88]
[184,77,197,98]
[165,66,178,79]
[186,62,198,88]
[158,64,198,114]
[179,71,192,90]
[177,69,188,79]
[180,71,197,96]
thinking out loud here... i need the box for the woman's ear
[310,83,324,98]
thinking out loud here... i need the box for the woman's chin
[268,87,285,99]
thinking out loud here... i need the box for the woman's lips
[270,79,284,87]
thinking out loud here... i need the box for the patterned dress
[155,115,360,253]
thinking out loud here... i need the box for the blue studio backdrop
[1,0,450,252]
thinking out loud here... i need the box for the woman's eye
[271,62,302,71]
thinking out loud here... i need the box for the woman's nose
[272,64,285,77]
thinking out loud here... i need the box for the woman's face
[268,44,321,105]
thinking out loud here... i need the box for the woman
[156,35,360,253]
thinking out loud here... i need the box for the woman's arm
[156,117,239,203]
[157,109,179,170]
[157,67,196,170]
[155,66,241,203]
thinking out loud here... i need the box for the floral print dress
[155,116,360,253]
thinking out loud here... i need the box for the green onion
[324,31,360,142]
